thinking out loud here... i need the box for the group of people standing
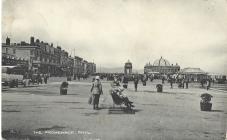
[200,79,212,90]
[23,72,49,86]
[168,78,190,89]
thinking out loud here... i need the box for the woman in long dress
[90,76,103,110]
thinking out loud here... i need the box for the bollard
[200,93,213,111]
[156,84,163,92]
[60,82,68,95]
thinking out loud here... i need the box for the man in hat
[90,76,103,110]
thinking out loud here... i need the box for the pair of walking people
[90,76,103,110]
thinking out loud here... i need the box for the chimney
[6,37,10,45]
[30,36,35,45]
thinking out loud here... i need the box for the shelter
[179,67,207,82]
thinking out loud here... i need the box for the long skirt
[93,94,100,105]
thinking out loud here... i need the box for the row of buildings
[2,36,96,76]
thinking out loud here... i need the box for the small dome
[153,57,170,66]
[125,60,132,64]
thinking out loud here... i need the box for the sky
[2,0,227,74]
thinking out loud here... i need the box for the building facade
[144,57,180,75]
[87,62,96,75]
[2,37,96,76]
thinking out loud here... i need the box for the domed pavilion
[144,57,180,74]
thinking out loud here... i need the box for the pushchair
[110,87,134,110]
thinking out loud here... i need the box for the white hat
[95,76,100,80]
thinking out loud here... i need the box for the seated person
[111,86,133,107]
[111,76,121,88]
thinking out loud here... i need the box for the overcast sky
[2,0,227,74]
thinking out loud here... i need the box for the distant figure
[44,74,48,84]
[90,76,103,110]
[169,77,173,88]
[37,73,42,84]
[178,79,184,88]
[111,76,121,89]
[206,79,211,90]
[141,74,148,86]
[77,74,80,81]
[149,75,154,82]
[162,77,165,84]
[185,78,189,89]
[201,79,206,88]
[181,79,185,88]
[122,75,128,89]
[133,74,139,92]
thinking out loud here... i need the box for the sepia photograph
[1,0,227,139]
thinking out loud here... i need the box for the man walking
[122,75,128,89]
[162,76,165,84]
[185,78,189,89]
[206,79,211,90]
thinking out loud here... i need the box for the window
[13,49,16,54]
[6,48,8,54]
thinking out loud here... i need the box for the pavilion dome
[153,57,170,66]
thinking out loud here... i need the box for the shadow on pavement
[36,125,66,131]
[84,112,99,116]
[108,107,142,115]
[2,109,21,112]
[69,107,87,110]
[53,101,81,104]
[143,90,177,94]
[65,93,79,95]
[210,110,224,112]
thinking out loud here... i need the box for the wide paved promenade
[2,77,227,140]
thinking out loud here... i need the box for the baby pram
[110,87,134,110]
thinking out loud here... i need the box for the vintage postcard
[1,0,227,140]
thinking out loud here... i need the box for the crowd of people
[87,73,214,110]
[23,72,49,86]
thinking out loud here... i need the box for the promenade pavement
[2,77,227,140]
